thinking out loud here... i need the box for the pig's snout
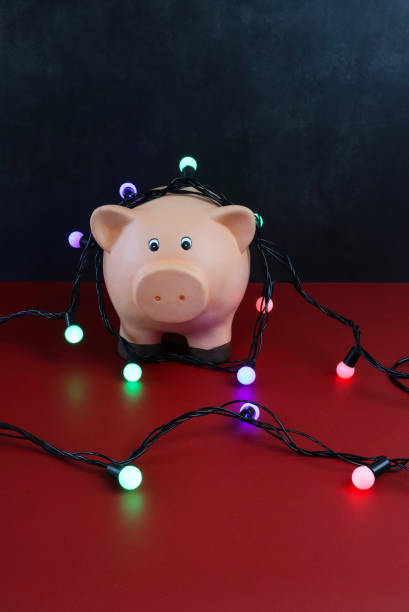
[135,264,209,323]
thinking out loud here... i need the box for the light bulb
[239,402,260,420]
[64,324,84,344]
[336,347,360,379]
[254,212,263,228]
[336,362,355,379]
[123,363,142,382]
[179,156,198,173]
[351,465,375,490]
[351,458,390,490]
[237,366,256,385]
[118,465,143,491]
[256,297,273,313]
[119,182,138,199]
[68,231,84,248]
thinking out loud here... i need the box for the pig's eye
[180,237,192,250]
[148,238,160,251]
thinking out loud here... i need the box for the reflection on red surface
[122,381,143,401]
[334,373,355,387]
[343,480,375,506]
[119,491,145,520]
[2,281,409,611]
[64,374,88,403]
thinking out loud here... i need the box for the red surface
[1,281,409,612]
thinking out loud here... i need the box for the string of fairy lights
[1,156,408,493]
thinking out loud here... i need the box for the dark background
[1,0,408,282]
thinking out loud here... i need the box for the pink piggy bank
[90,189,256,363]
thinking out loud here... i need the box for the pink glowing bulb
[256,297,274,313]
[336,361,355,379]
[352,465,375,490]
[68,231,84,248]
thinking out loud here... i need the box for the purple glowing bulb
[239,402,260,420]
[68,231,84,248]
[119,182,138,199]
[237,366,256,385]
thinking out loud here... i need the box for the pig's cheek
[203,248,250,310]
[103,251,140,314]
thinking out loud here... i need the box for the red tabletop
[1,281,409,611]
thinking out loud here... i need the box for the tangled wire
[1,173,408,490]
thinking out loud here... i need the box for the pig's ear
[90,205,134,253]
[211,205,256,253]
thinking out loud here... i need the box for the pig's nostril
[154,295,161,301]
[179,294,185,301]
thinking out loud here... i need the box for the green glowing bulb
[64,324,84,344]
[118,465,143,491]
[179,156,198,173]
[123,363,142,382]
[254,212,263,228]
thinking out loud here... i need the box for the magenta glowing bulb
[239,402,260,420]
[237,366,256,385]
[336,361,355,379]
[119,182,137,199]
[351,465,375,490]
[68,231,84,248]
[256,297,273,313]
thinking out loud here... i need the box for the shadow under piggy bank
[118,333,231,364]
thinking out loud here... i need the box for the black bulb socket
[343,347,360,368]
[123,188,136,200]
[106,463,122,478]
[241,407,256,420]
[182,166,195,179]
[65,312,77,328]
[370,457,391,477]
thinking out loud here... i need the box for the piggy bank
[90,189,256,363]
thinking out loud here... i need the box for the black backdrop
[1,0,408,281]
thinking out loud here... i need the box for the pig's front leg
[118,325,163,360]
[120,325,162,346]
[185,321,233,364]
